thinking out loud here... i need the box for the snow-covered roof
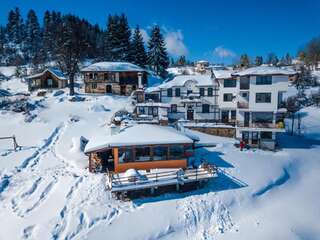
[26,68,67,80]
[84,124,193,153]
[213,70,234,79]
[232,66,297,76]
[81,62,145,72]
[148,75,214,92]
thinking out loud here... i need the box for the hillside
[0,70,320,239]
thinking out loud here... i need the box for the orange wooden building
[84,124,195,173]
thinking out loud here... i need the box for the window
[261,131,272,139]
[175,88,181,97]
[89,73,93,80]
[224,79,236,88]
[167,88,173,97]
[223,93,233,102]
[135,147,151,161]
[240,77,250,90]
[242,131,249,143]
[169,145,185,159]
[152,107,158,116]
[199,88,205,96]
[92,83,97,89]
[231,110,236,120]
[119,148,134,163]
[153,146,168,160]
[241,92,248,98]
[252,132,259,144]
[148,107,153,115]
[184,145,193,157]
[256,75,272,85]
[171,104,177,113]
[207,87,213,96]
[252,112,273,123]
[138,106,145,114]
[104,73,108,80]
[47,79,53,86]
[202,104,210,113]
[187,90,192,95]
[256,93,271,103]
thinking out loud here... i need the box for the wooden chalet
[26,68,68,91]
[84,124,194,173]
[81,62,148,95]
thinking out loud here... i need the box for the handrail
[110,165,217,187]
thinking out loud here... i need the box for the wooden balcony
[107,165,218,197]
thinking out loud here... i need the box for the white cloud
[135,26,189,57]
[131,28,150,44]
[139,28,150,43]
[164,29,189,57]
[213,46,235,58]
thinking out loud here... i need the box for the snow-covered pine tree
[147,25,169,76]
[104,14,119,61]
[6,9,16,43]
[285,53,292,65]
[130,25,147,67]
[118,13,132,62]
[255,56,263,66]
[25,9,41,62]
[240,54,250,68]
[266,52,279,66]
[42,10,52,60]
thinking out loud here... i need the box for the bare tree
[55,15,87,96]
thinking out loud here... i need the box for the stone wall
[185,126,236,138]
[89,152,103,173]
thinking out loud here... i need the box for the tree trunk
[291,113,295,136]
[69,72,75,96]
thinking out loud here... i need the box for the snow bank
[0,66,17,77]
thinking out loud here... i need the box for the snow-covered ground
[1,71,320,240]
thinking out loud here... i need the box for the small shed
[26,68,68,91]
[84,124,195,173]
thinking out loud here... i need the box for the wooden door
[120,85,126,95]
[187,109,194,120]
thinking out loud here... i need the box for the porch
[107,165,218,199]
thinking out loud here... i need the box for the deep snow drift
[0,73,320,240]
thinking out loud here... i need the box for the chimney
[138,72,143,89]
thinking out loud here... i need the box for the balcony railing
[237,121,285,129]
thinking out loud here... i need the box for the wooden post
[0,135,20,151]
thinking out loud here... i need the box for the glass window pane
[153,146,168,160]
[119,148,133,163]
[224,79,236,88]
[135,147,151,161]
[169,145,184,159]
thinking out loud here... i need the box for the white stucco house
[145,74,220,122]
[144,65,296,149]
[231,66,296,149]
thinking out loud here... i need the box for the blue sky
[1,0,319,63]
